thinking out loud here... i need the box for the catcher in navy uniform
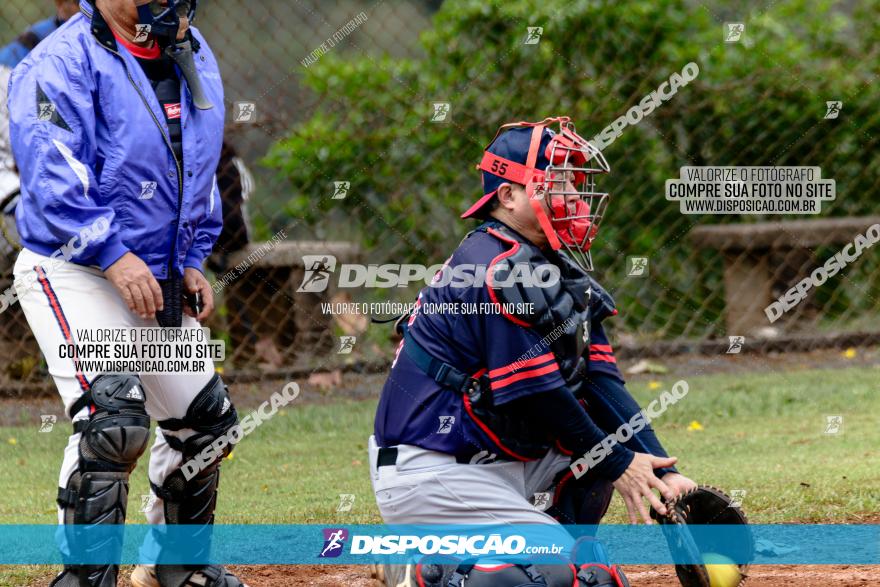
[369,117,699,587]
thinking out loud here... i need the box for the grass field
[0,365,878,585]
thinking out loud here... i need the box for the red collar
[112,30,161,59]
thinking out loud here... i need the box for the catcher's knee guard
[153,373,238,525]
[571,538,631,586]
[55,374,151,587]
[410,538,630,587]
[414,560,629,587]
[576,564,631,586]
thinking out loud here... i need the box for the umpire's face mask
[136,0,213,110]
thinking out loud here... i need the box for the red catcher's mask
[477,117,610,271]
[551,198,599,247]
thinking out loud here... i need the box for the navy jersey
[374,226,623,460]
[374,228,566,461]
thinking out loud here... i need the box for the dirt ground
[27,562,880,587]
[220,563,880,586]
[225,565,376,587]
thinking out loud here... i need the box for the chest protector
[400,222,594,461]
[481,222,593,389]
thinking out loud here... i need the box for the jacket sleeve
[183,173,222,271]
[9,54,129,269]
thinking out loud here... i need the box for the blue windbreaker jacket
[7,0,225,278]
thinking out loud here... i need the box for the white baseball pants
[13,247,214,524]
[368,435,572,525]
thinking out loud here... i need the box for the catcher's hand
[650,485,753,587]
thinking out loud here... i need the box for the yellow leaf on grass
[687,420,704,431]
[648,381,661,390]
[843,348,856,359]
[7,438,17,445]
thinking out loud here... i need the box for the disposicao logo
[319,528,349,558]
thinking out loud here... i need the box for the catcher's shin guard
[53,375,151,587]
[415,560,567,587]
[576,564,631,587]
[152,374,245,587]
[572,537,631,587]
[412,559,630,587]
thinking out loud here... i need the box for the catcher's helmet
[464,117,610,271]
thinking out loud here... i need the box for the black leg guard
[48,569,81,587]
[576,564,631,587]
[54,375,150,587]
[410,537,631,587]
[573,538,632,587]
[155,374,237,527]
[152,374,244,587]
[157,429,224,526]
[415,559,588,587]
[414,560,630,587]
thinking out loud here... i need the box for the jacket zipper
[98,42,184,280]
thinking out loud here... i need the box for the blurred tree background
[265,0,880,341]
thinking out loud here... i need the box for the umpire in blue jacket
[7,1,246,585]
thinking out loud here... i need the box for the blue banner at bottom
[0,524,876,565]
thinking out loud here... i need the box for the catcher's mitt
[650,486,754,587]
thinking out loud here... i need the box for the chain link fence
[2,0,879,394]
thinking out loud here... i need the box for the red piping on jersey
[485,228,531,327]
[590,344,613,353]
[555,438,573,456]
[415,563,426,587]
[589,354,617,364]
[554,469,575,504]
[463,392,532,462]
[489,352,555,379]
[491,362,559,391]
[35,266,91,399]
